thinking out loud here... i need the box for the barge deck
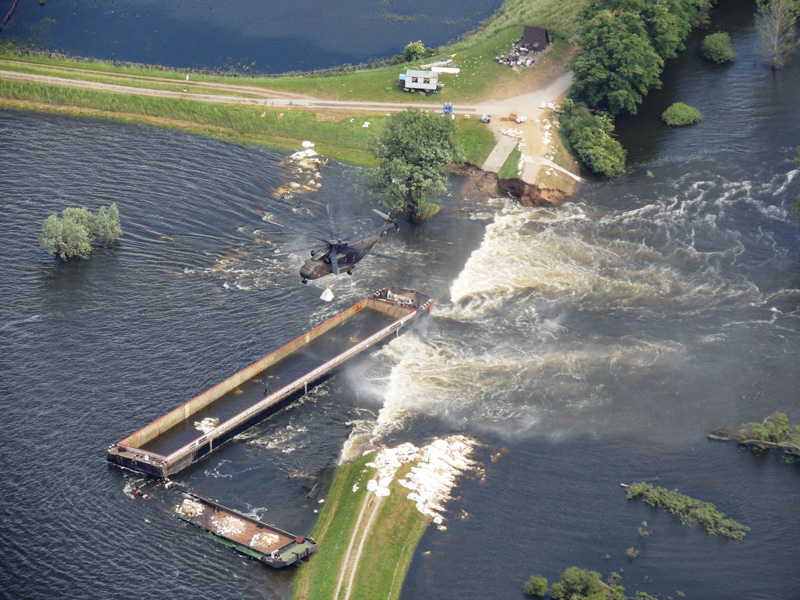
[107,287,433,477]
[173,488,317,568]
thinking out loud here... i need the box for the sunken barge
[108,287,433,478]
[173,488,317,568]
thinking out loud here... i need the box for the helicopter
[292,205,399,283]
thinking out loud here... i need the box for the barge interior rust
[107,287,433,477]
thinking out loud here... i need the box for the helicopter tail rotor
[372,208,399,231]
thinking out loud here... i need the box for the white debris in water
[194,417,219,433]
[176,498,205,517]
[211,514,245,536]
[251,531,281,551]
[290,148,317,160]
[363,436,475,529]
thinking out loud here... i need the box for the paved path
[481,135,519,173]
[477,72,579,185]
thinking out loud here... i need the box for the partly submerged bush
[40,203,122,260]
[701,32,736,63]
[661,102,703,126]
[626,482,749,540]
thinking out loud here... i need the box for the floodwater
[0,0,502,73]
[1,1,799,599]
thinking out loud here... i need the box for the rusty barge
[107,287,433,478]
[172,488,317,568]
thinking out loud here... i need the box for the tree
[39,203,123,260]
[756,0,800,69]
[94,203,123,244]
[571,10,664,115]
[561,101,626,178]
[403,40,431,62]
[524,575,549,598]
[701,32,736,62]
[40,213,92,260]
[369,108,462,223]
[550,567,626,600]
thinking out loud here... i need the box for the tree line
[564,0,798,177]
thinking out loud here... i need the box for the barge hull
[108,288,433,477]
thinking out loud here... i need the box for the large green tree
[368,108,462,223]
[571,9,664,115]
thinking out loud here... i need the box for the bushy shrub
[661,102,703,126]
[403,40,433,63]
[40,203,122,260]
[561,100,626,178]
[523,575,548,598]
[701,32,736,63]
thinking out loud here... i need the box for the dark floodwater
[0,0,502,73]
[2,2,800,600]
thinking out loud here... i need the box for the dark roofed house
[521,26,550,51]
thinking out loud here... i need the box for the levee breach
[108,287,433,477]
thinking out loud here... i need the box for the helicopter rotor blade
[364,250,399,261]
[275,243,328,255]
[326,204,339,241]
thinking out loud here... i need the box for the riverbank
[0,0,582,189]
[292,438,477,600]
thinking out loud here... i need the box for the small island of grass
[661,102,703,127]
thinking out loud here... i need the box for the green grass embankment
[292,456,430,600]
[498,146,522,179]
[293,455,375,600]
[0,0,581,168]
[347,462,429,600]
[0,0,584,104]
[0,78,494,166]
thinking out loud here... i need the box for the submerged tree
[40,203,123,260]
[755,0,799,68]
[368,108,462,223]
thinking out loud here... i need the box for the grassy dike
[0,0,584,168]
[292,454,429,600]
[0,75,494,167]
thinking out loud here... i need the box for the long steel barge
[107,287,433,477]
[172,488,317,568]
